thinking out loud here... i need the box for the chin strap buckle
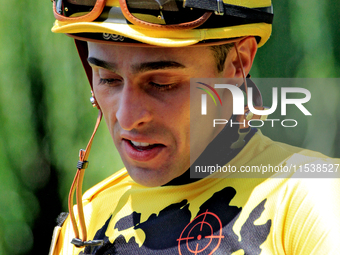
[77,159,89,170]
[71,238,104,248]
[230,106,269,149]
[230,128,251,149]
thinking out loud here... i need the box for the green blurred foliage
[0,0,339,254]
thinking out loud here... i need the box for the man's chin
[125,165,183,187]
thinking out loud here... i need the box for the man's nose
[115,84,152,131]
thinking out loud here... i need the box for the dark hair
[209,43,234,73]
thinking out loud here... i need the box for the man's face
[88,43,234,187]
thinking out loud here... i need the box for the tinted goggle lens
[55,0,97,17]
[53,0,106,22]
[124,0,206,25]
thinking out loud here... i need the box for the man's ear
[222,36,258,78]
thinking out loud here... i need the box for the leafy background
[0,1,339,254]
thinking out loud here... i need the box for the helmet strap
[231,42,268,149]
[68,109,104,248]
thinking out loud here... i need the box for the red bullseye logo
[177,210,224,255]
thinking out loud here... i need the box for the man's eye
[99,78,120,85]
[150,82,176,91]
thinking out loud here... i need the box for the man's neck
[164,118,257,186]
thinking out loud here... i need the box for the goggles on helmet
[53,0,273,31]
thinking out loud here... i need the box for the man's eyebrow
[87,57,185,73]
[87,57,117,71]
[132,61,186,73]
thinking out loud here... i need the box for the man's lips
[122,139,166,162]
[130,140,159,150]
